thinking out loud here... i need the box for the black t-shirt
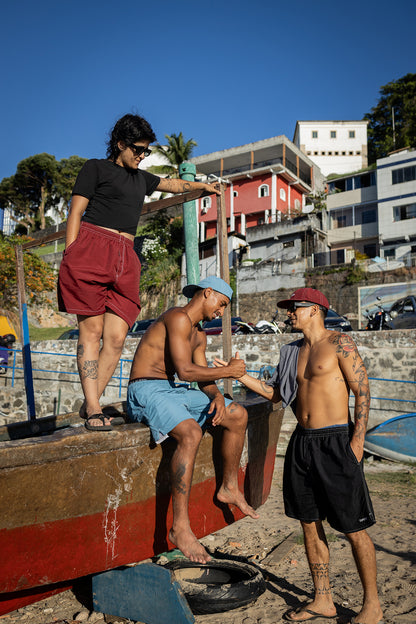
[72,159,160,235]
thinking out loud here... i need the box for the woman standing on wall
[58,114,218,431]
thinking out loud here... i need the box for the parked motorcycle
[0,333,16,374]
[363,297,392,331]
[235,312,288,335]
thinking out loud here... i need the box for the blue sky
[1,0,415,181]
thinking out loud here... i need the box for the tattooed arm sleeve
[330,333,370,454]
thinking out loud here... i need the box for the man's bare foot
[350,605,384,624]
[217,485,260,519]
[169,528,211,564]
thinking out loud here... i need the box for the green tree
[136,210,184,291]
[16,153,58,230]
[148,132,197,177]
[0,154,86,232]
[0,234,56,308]
[54,155,87,218]
[0,175,34,232]
[364,73,416,162]
[0,154,58,232]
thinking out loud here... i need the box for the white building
[377,148,416,262]
[293,120,368,177]
[324,148,416,266]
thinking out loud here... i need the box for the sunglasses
[129,144,151,158]
[287,301,316,312]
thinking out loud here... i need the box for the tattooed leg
[217,402,259,519]
[77,314,111,427]
[168,419,210,563]
[284,521,337,621]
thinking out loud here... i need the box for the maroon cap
[277,288,329,309]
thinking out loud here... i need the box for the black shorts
[283,424,375,534]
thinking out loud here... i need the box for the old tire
[165,559,266,614]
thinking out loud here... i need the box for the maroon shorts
[58,222,141,327]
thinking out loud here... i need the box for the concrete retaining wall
[1,330,415,455]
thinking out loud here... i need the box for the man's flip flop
[81,413,125,426]
[283,606,337,621]
[84,414,113,431]
[350,619,385,624]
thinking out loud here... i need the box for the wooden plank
[216,184,232,397]
[22,189,213,250]
[262,532,297,565]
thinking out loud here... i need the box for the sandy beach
[4,457,415,624]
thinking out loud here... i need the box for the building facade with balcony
[190,135,320,242]
[377,148,416,263]
[325,148,416,266]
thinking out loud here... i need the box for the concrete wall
[1,331,415,455]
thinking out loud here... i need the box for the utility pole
[179,162,200,286]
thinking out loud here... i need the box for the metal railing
[2,348,416,406]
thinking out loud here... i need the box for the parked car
[58,328,79,340]
[324,308,352,331]
[202,316,243,335]
[58,318,156,340]
[287,308,352,333]
[128,318,156,336]
[387,295,416,329]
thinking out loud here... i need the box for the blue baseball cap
[182,276,233,301]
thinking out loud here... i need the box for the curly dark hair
[106,114,157,161]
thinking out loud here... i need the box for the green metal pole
[179,162,200,286]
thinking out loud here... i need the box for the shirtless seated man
[126,276,259,564]
[215,288,383,624]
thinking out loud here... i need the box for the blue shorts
[126,379,232,444]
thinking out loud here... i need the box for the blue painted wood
[92,562,195,624]
[365,413,416,462]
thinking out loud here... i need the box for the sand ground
[3,457,415,624]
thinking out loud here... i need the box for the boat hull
[364,412,416,462]
[0,396,283,615]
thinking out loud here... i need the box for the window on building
[307,151,311,155]
[201,197,211,212]
[283,240,294,248]
[384,248,395,258]
[363,244,377,258]
[314,151,318,155]
[258,184,269,198]
[321,151,326,155]
[330,208,353,229]
[280,188,286,201]
[342,151,346,155]
[233,190,238,197]
[392,165,416,185]
[328,151,332,156]
[349,130,355,138]
[330,131,337,139]
[346,178,353,191]
[349,151,353,155]
[312,131,318,138]
[356,151,361,155]
[334,151,339,155]
[393,203,416,222]
[294,199,301,211]
[258,217,264,225]
[356,204,377,224]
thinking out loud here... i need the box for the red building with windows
[191,135,319,241]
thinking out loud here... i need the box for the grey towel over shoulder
[266,339,303,408]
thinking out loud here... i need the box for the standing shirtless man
[127,276,259,564]
[216,288,383,624]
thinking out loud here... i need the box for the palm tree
[148,132,197,178]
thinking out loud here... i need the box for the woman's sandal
[84,414,113,431]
